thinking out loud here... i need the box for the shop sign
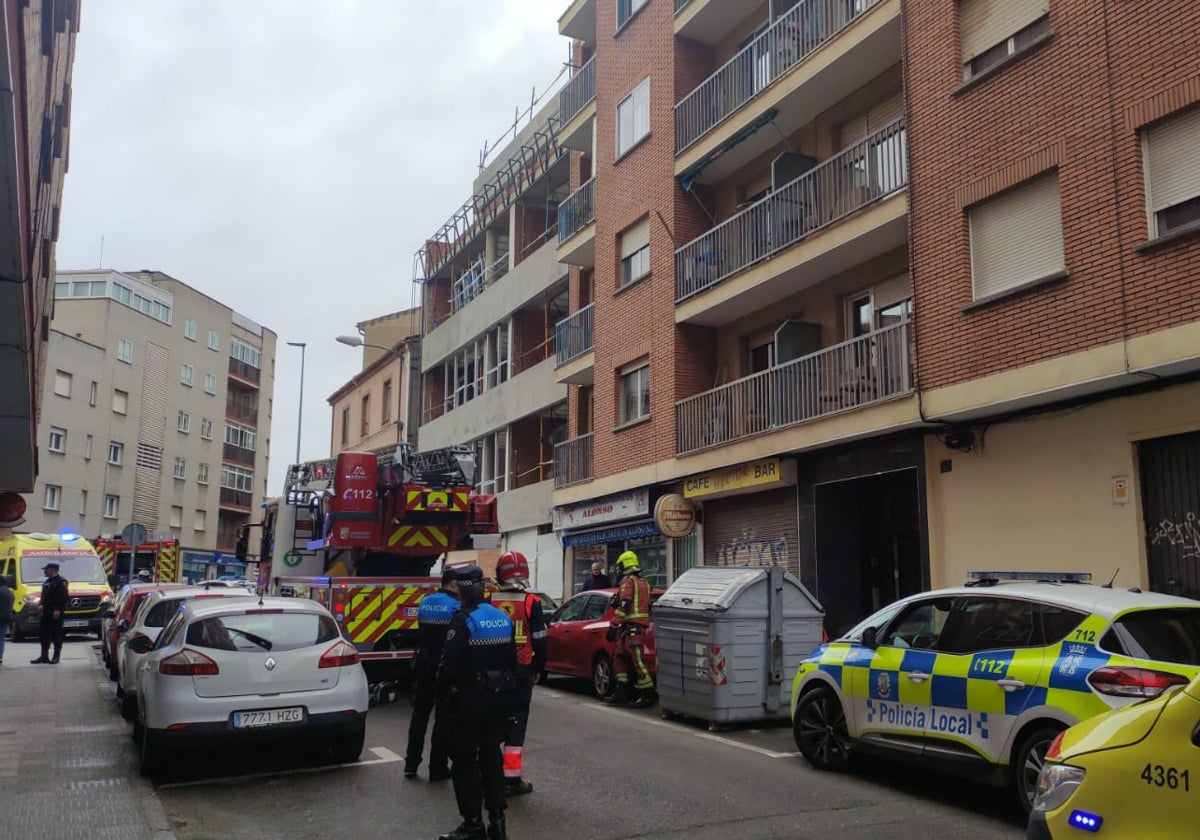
[553,488,650,531]
[654,493,696,538]
[683,457,794,500]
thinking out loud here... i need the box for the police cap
[453,565,484,584]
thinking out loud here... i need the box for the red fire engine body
[95,538,182,585]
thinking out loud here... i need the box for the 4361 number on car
[1141,763,1191,792]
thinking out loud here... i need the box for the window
[84,434,93,460]
[382,379,392,423]
[197,463,210,485]
[204,373,217,394]
[476,429,509,495]
[175,411,189,433]
[969,172,1064,301]
[616,78,650,158]
[619,218,651,287]
[200,418,213,440]
[112,282,132,306]
[43,484,61,511]
[54,370,71,398]
[221,464,254,492]
[79,489,88,516]
[361,395,371,436]
[937,597,1037,654]
[879,598,953,650]
[960,0,1050,80]
[103,494,119,519]
[225,422,256,450]
[1144,106,1200,238]
[207,329,220,350]
[618,360,650,425]
[113,389,128,415]
[89,381,98,406]
[184,319,197,340]
[173,457,186,480]
[48,427,66,453]
[180,364,194,386]
[340,407,350,446]
[194,509,207,531]
[169,505,183,529]
[117,338,133,363]
[616,0,648,29]
[230,337,261,368]
[54,281,69,299]
[108,441,124,465]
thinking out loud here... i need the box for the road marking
[156,745,400,789]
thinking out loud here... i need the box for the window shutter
[873,274,911,310]
[960,0,1047,61]
[839,91,905,147]
[970,173,1064,300]
[839,113,868,148]
[619,217,650,258]
[1145,106,1200,213]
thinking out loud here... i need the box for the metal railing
[452,251,510,312]
[676,321,911,455]
[228,357,261,385]
[226,398,258,426]
[219,487,253,508]
[222,443,256,467]
[554,433,593,488]
[558,56,596,125]
[675,0,884,153]
[555,303,594,366]
[675,0,692,13]
[557,178,595,244]
[676,117,906,301]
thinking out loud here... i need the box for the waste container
[653,565,823,729]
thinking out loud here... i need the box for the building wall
[328,353,408,455]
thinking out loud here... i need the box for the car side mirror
[99,607,115,619]
[127,635,154,654]
[862,627,879,650]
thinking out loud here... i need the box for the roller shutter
[702,487,799,578]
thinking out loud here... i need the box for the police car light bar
[967,571,1093,583]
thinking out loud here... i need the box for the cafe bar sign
[683,457,795,500]
[553,488,650,531]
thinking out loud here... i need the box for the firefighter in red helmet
[604,550,655,708]
[489,550,546,797]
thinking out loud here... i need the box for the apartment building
[416,97,570,597]
[329,308,421,455]
[0,0,79,493]
[26,269,277,575]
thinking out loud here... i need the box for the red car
[101,582,187,680]
[544,587,663,698]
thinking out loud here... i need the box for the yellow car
[1029,673,1200,838]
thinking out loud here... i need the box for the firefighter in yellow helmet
[603,550,655,708]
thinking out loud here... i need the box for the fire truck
[95,536,182,587]
[245,443,499,696]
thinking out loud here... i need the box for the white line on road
[156,745,401,789]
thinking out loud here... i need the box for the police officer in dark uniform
[436,565,517,840]
[404,566,460,781]
[31,561,69,664]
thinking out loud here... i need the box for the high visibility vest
[615,574,650,626]
[490,589,536,666]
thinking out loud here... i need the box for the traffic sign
[120,523,147,546]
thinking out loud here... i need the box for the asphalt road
[152,675,1027,840]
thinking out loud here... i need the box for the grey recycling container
[653,565,823,729]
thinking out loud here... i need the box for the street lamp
[286,341,306,464]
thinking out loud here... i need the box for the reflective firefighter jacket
[611,573,650,630]
[490,587,548,673]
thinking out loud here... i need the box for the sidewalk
[0,636,175,840]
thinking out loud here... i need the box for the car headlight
[1032,763,1086,812]
[100,593,113,604]
[23,594,41,606]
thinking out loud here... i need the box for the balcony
[219,487,253,510]
[555,303,594,384]
[676,118,906,324]
[674,0,751,45]
[676,0,900,185]
[558,0,596,45]
[453,251,509,313]
[558,56,596,152]
[556,178,595,267]
[676,321,911,455]
[222,443,256,467]
[554,432,593,488]
[225,398,258,426]
[227,357,261,387]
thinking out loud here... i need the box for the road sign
[120,523,148,581]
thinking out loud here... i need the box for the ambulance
[1,531,115,641]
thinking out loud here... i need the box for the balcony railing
[559,56,596,125]
[676,118,906,302]
[452,250,510,312]
[676,321,911,455]
[675,0,691,12]
[554,433,593,488]
[219,487,253,509]
[228,357,261,385]
[557,178,595,244]
[555,303,595,366]
[226,398,258,425]
[222,443,256,467]
[675,0,884,153]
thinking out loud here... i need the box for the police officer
[31,561,69,664]
[604,550,655,708]
[489,550,547,797]
[405,566,460,781]
[437,565,517,840]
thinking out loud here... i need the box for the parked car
[103,582,188,679]
[116,585,257,719]
[790,571,1200,812]
[544,587,664,698]
[1028,672,1200,839]
[134,596,368,779]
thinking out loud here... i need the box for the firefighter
[488,550,546,797]
[404,565,459,781]
[437,565,516,840]
[604,550,655,708]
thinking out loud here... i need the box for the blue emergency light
[967,571,1092,583]
[1069,810,1103,832]
[59,531,79,541]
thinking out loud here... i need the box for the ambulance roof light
[967,570,1092,585]
[59,531,79,541]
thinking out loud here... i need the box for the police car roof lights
[966,570,1093,586]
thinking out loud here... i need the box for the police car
[790,572,1200,811]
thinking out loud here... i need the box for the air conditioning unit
[771,152,818,193]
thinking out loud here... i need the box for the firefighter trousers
[614,626,653,690]
[503,668,535,780]
[446,700,508,819]
[405,664,450,773]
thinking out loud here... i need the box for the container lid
[654,566,773,611]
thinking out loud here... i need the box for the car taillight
[319,640,360,669]
[159,648,220,676]
[1086,666,1190,698]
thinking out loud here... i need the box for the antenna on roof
[1102,568,1120,589]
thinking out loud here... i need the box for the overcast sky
[56,0,571,495]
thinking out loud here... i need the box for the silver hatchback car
[134,596,368,778]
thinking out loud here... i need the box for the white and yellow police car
[790,571,1200,812]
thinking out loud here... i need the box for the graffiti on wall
[716,528,789,568]
[1148,512,1200,560]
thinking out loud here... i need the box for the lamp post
[335,335,407,444]
[286,341,306,464]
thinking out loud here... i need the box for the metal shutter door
[1139,431,1200,601]
[702,488,800,578]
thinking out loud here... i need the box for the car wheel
[107,660,118,682]
[793,686,853,770]
[139,726,164,780]
[1013,724,1061,814]
[120,691,138,722]
[591,655,614,699]
[330,721,366,764]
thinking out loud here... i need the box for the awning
[678,108,779,191]
[563,520,659,547]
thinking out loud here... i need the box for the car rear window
[1105,608,1200,666]
[186,612,340,653]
